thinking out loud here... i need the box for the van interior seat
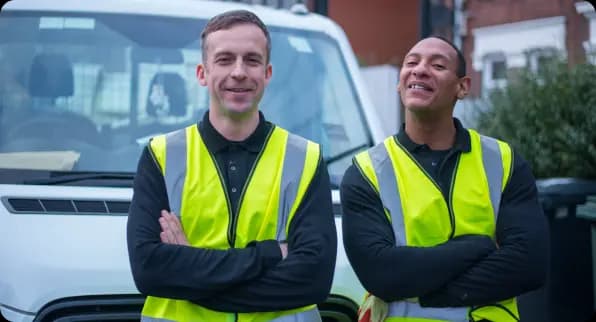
[3,53,102,149]
[29,53,74,99]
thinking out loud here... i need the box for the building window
[576,1,596,64]
[472,16,566,97]
[491,60,507,80]
[482,53,507,95]
[584,41,596,65]
[528,48,558,74]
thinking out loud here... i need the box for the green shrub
[476,61,596,179]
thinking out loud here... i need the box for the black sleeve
[192,157,337,312]
[127,146,282,300]
[340,163,498,302]
[420,153,549,307]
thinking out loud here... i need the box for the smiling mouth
[408,84,433,92]
[226,88,253,93]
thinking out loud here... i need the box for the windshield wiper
[324,144,370,165]
[24,172,135,185]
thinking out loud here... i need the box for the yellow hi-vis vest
[141,124,321,322]
[354,129,520,322]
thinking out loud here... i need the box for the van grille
[5,198,44,212]
[31,294,358,322]
[4,198,130,215]
[34,295,145,322]
[41,199,76,212]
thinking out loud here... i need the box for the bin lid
[577,194,596,221]
[536,178,596,196]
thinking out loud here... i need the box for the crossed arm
[126,147,336,312]
[158,210,290,258]
[418,157,549,307]
[339,157,548,306]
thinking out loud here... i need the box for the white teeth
[409,84,429,90]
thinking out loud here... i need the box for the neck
[404,112,456,150]
[209,108,260,141]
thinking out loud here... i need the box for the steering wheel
[5,112,103,147]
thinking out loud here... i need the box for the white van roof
[3,0,337,34]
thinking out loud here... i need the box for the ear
[197,64,207,87]
[456,76,471,100]
[264,63,272,86]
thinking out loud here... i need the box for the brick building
[221,0,426,67]
[325,1,420,66]
[221,0,594,97]
[462,0,592,97]
[325,0,593,98]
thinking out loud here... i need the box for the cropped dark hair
[428,35,466,77]
[201,10,271,63]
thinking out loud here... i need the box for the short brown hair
[201,10,271,63]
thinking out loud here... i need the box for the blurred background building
[221,0,594,133]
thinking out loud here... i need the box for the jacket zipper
[205,157,240,322]
[207,126,275,248]
[228,127,274,247]
[446,154,461,238]
[208,154,236,247]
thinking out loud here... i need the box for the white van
[0,0,385,321]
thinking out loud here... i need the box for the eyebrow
[213,51,234,57]
[212,51,265,63]
[405,53,450,61]
[245,52,264,60]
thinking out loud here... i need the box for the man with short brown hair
[128,10,336,322]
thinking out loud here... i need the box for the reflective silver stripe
[164,128,187,216]
[369,143,407,246]
[141,316,176,322]
[480,135,504,221]
[276,133,308,241]
[388,301,468,322]
[269,307,322,322]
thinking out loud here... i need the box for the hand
[279,242,288,259]
[159,210,190,246]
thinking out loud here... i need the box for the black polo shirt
[199,111,271,216]
[394,118,471,200]
[340,118,549,307]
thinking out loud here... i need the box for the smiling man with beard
[127,10,336,322]
[340,36,548,322]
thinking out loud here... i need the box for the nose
[230,59,247,80]
[411,62,429,78]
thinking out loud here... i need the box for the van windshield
[0,11,371,185]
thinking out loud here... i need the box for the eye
[433,64,446,69]
[405,61,417,67]
[216,57,232,64]
[246,57,262,65]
